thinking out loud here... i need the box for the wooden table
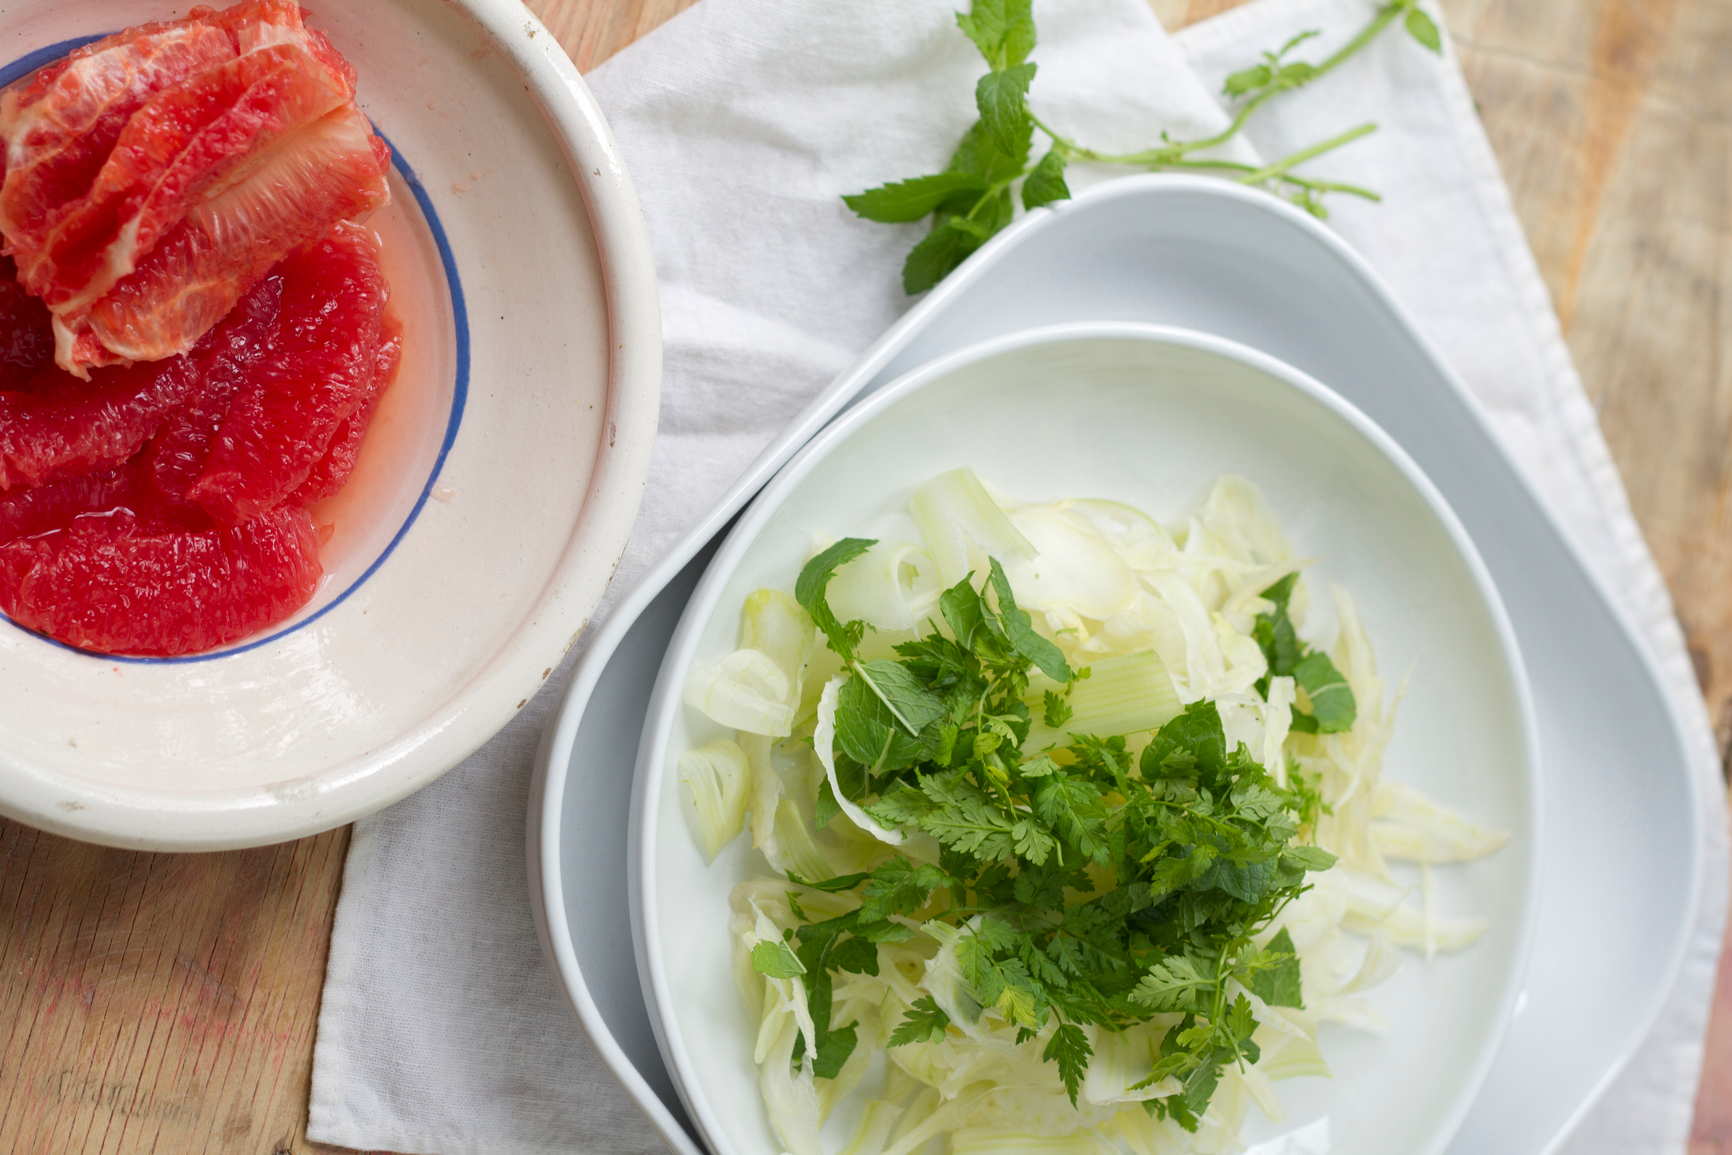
[2,1,1729,1152]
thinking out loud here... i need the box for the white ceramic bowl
[630,324,1540,1155]
[0,0,659,849]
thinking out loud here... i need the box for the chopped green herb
[775,554,1333,1127]
[1253,572,1358,733]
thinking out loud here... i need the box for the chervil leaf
[751,939,807,979]
[988,557,1071,681]
[887,996,951,1046]
[1129,955,1211,1012]
[954,0,1036,69]
[796,538,876,659]
[1019,754,1061,779]
[1005,815,1053,865]
[1231,782,1287,824]
[1181,1060,1221,1119]
[859,856,951,921]
[1246,928,1303,1008]
[1222,993,1260,1057]
[1405,6,1443,53]
[865,781,937,831]
[975,63,1037,158]
[918,788,1017,860]
[843,172,990,223]
[1043,1022,1092,1106]
[1033,775,1108,864]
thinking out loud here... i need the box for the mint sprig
[848,0,1445,293]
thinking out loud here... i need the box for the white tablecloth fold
[308,2,1728,1153]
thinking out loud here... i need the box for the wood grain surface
[1,2,1728,1154]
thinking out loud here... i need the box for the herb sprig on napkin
[845,0,1444,293]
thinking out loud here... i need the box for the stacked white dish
[529,176,1703,1155]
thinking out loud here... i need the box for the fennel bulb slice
[908,467,1035,588]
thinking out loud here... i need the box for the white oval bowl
[0,0,660,849]
[631,324,1540,1155]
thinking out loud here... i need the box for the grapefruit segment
[36,40,353,320]
[0,256,54,387]
[191,221,386,524]
[0,353,200,492]
[292,313,399,505]
[0,15,237,281]
[73,104,389,370]
[0,501,320,656]
[0,0,390,375]
[137,269,282,503]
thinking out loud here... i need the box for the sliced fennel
[1022,649,1183,751]
[908,466,1035,588]
[677,739,749,863]
[684,647,796,736]
[673,470,1507,1155]
[684,588,818,737]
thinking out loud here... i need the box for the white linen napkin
[307,2,1729,1154]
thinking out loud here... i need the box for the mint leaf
[836,675,925,772]
[988,557,1071,681]
[844,172,989,222]
[954,0,1035,69]
[1293,650,1355,732]
[1405,7,1443,53]
[1021,146,1070,210]
[947,120,1028,185]
[855,658,948,733]
[1142,700,1227,781]
[812,1023,858,1079]
[1253,572,1303,684]
[903,216,991,294]
[1246,927,1303,1008]
[975,63,1037,158]
[1281,845,1337,873]
[751,939,806,979]
[787,870,870,893]
[829,935,880,976]
[796,538,876,659]
[888,995,951,1047]
[1253,573,1356,731]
